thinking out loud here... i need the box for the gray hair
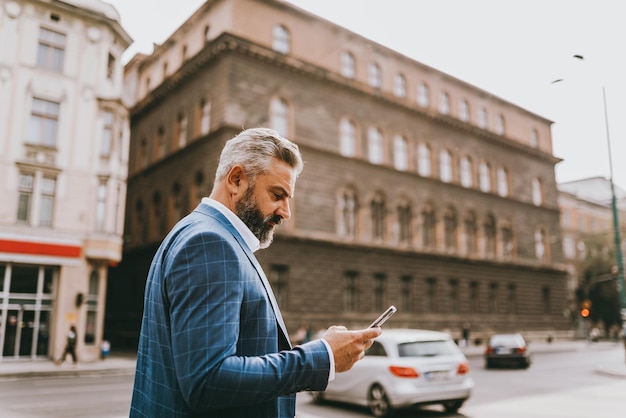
[214,128,304,183]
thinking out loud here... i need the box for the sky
[105,0,626,190]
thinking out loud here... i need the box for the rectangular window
[344,271,359,312]
[28,98,60,147]
[101,111,113,157]
[39,177,56,227]
[449,279,459,313]
[507,284,517,314]
[95,181,107,232]
[469,281,479,313]
[37,27,65,71]
[425,278,437,313]
[401,275,413,312]
[374,273,385,311]
[17,173,34,222]
[488,283,498,314]
[107,53,115,80]
[542,287,551,314]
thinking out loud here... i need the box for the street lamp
[553,54,626,326]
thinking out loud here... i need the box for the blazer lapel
[194,203,292,349]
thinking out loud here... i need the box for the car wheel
[309,391,324,404]
[368,384,394,417]
[442,399,465,413]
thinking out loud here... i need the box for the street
[0,342,623,418]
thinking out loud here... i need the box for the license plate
[495,348,512,354]
[425,370,450,382]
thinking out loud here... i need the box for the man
[130,128,381,417]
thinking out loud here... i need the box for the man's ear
[226,165,248,194]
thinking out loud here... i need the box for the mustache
[265,214,283,225]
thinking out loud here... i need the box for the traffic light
[580,299,591,318]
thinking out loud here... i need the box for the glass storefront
[0,264,56,359]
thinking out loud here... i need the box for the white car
[311,329,474,417]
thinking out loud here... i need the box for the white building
[0,0,131,361]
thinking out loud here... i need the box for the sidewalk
[0,340,624,380]
[0,352,137,379]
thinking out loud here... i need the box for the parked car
[484,333,531,369]
[310,329,474,417]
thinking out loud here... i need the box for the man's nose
[277,199,291,220]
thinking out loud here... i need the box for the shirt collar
[202,197,260,253]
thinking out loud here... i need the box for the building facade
[0,0,131,361]
[558,177,626,332]
[110,0,569,348]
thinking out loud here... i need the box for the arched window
[532,177,543,206]
[479,162,491,192]
[496,167,509,197]
[371,192,386,241]
[394,73,407,98]
[483,214,496,258]
[338,188,358,238]
[368,62,381,89]
[496,114,505,135]
[417,143,431,177]
[530,128,539,148]
[478,107,487,129]
[197,98,211,136]
[422,205,436,248]
[501,224,514,258]
[341,51,355,79]
[439,91,450,114]
[367,127,383,164]
[459,99,470,121]
[393,135,408,171]
[417,82,429,107]
[270,97,289,137]
[397,199,412,244]
[460,156,473,188]
[535,228,547,262]
[339,118,356,157]
[272,24,290,53]
[439,149,452,183]
[444,206,457,251]
[464,211,477,255]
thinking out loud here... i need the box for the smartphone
[369,305,397,328]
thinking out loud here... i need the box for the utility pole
[602,87,626,317]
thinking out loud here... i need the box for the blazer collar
[193,202,292,349]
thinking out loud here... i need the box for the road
[0,342,623,418]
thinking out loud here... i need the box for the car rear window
[397,340,457,357]
[489,335,522,346]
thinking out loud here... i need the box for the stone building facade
[0,0,131,361]
[109,0,569,347]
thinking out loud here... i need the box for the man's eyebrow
[272,185,292,199]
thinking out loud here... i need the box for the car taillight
[516,347,526,354]
[485,346,493,355]
[457,362,470,375]
[389,365,419,378]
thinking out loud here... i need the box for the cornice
[130,33,560,164]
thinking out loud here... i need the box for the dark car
[484,333,531,369]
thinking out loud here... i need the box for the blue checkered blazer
[130,203,330,417]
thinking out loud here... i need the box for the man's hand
[322,326,382,373]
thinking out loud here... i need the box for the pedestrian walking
[56,325,78,366]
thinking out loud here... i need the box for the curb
[0,366,136,379]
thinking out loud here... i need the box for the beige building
[109,0,570,348]
[558,177,626,312]
[0,0,131,361]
